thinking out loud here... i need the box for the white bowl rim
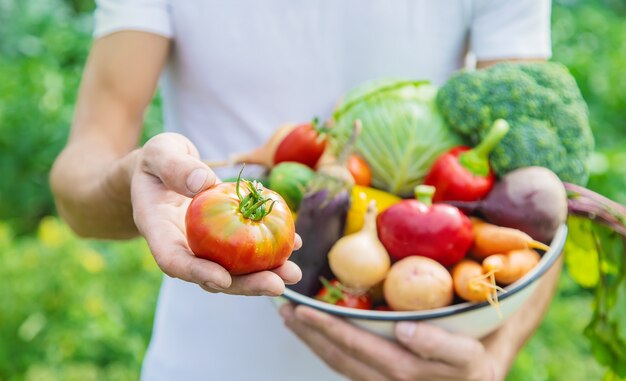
[281,224,568,321]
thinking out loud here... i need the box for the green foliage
[565,218,626,378]
[565,217,601,288]
[0,1,90,234]
[507,272,604,381]
[0,0,163,235]
[552,0,626,204]
[551,1,626,377]
[437,61,594,185]
[0,218,161,380]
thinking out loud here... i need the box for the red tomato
[347,155,372,186]
[186,178,295,275]
[315,279,373,310]
[274,122,327,168]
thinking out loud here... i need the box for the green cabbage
[333,79,461,197]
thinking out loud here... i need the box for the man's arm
[50,31,169,239]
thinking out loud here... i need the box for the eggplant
[288,184,351,296]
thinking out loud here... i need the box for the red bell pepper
[376,185,473,267]
[424,119,509,202]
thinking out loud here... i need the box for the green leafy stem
[564,182,626,237]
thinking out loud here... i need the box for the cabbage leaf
[333,80,461,197]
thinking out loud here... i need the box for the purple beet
[448,166,568,243]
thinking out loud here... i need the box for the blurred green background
[1,0,625,380]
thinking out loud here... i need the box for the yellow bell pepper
[344,185,401,235]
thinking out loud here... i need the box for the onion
[328,201,390,294]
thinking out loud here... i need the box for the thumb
[141,132,217,197]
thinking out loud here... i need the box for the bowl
[274,224,567,339]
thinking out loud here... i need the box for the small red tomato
[347,154,372,187]
[377,185,473,267]
[186,174,295,275]
[315,278,373,310]
[274,122,327,168]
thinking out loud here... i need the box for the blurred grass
[0,0,625,380]
[0,0,163,235]
[0,219,162,381]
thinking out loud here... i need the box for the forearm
[50,32,170,239]
[484,257,563,380]
[51,140,141,239]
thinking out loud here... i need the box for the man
[51,1,559,380]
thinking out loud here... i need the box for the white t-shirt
[94,1,551,380]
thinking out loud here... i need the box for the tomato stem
[235,165,276,221]
[317,277,346,304]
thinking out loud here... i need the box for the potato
[383,256,453,311]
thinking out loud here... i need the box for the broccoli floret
[437,62,594,185]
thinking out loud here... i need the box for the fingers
[145,217,288,296]
[142,208,288,295]
[271,261,302,285]
[227,271,286,296]
[149,233,232,289]
[139,210,233,289]
[212,261,301,295]
[293,233,302,251]
[291,306,452,381]
[141,132,217,197]
[280,304,386,381]
[142,220,295,296]
[270,235,302,285]
[395,322,485,367]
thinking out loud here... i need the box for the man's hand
[280,304,499,381]
[51,31,302,297]
[132,132,302,296]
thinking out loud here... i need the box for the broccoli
[436,62,594,185]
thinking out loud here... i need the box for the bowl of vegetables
[200,62,616,340]
[271,164,569,339]
[277,221,566,339]
[271,66,582,338]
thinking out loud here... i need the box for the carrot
[470,218,550,260]
[452,259,504,315]
[482,249,540,286]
